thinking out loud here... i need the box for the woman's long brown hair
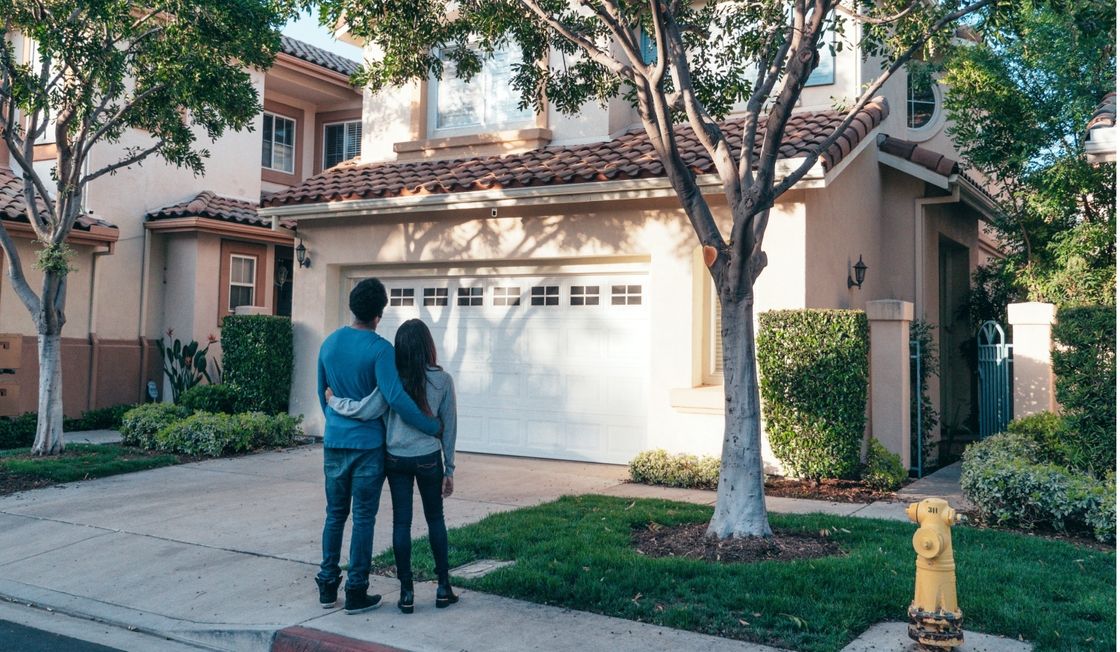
[394,319,440,416]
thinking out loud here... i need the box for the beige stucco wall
[0,236,98,338]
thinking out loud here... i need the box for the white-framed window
[430,45,533,135]
[805,25,836,87]
[228,255,257,311]
[424,287,449,306]
[457,287,483,306]
[323,120,361,169]
[262,112,296,173]
[493,286,521,306]
[611,285,643,306]
[390,288,415,306]
[24,39,57,145]
[907,77,938,130]
[530,286,560,306]
[570,286,600,306]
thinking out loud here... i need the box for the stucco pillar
[867,299,913,470]
[1008,302,1058,419]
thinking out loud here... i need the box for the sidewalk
[0,443,979,652]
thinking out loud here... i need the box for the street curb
[272,626,406,652]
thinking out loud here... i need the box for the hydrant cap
[913,529,944,559]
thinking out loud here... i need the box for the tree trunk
[707,290,773,538]
[32,330,65,455]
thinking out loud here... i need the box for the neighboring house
[0,35,362,417]
[259,30,1001,469]
[1085,92,1116,164]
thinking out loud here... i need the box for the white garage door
[344,269,649,464]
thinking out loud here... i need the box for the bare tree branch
[0,222,42,315]
[517,0,634,79]
[80,139,164,186]
[836,0,922,25]
[738,20,795,191]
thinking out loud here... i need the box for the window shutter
[345,121,361,160]
[713,298,724,376]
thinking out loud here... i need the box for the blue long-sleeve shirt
[317,326,440,449]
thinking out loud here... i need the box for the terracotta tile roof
[0,167,116,231]
[279,35,359,77]
[1087,92,1116,131]
[263,98,890,207]
[146,191,275,227]
[878,135,960,176]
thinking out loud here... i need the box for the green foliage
[1006,412,1068,465]
[377,495,1116,652]
[152,411,302,457]
[158,333,218,403]
[0,413,38,449]
[179,384,240,415]
[1052,306,1116,474]
[757,310,868,480]
[861,440,907,492]
[942,0,1116,306]
[909,320,939,467]
[32,242,76,275]
[0,444,179,483]
[628,449,719,490]
[961,431,1115,543]
[63,404,136,432]
[220,315,293,414]
[119,403,189,449]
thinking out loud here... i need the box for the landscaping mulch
[763,475,901,503]
[0,474,53,496]
[632,521,843,563]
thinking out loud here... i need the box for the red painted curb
[272,626,407,652]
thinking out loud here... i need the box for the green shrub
[1052,305,1116,474]
[1006,412,1068,464]
[0,413,38,450]
[221,315,292,414]
[120,403,189,449]
[153,411,303,457]
[629,449,719,490]
[961,431,1115,543]
[862,440,907,491]
[179,384,240,414]
[63,404,136,432]
[757,309,868,480]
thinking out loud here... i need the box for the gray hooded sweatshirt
[327,367,457,476]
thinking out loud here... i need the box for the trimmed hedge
[757,310,869,480]
[961,424,1116,543]
[861,440,907,491]
[153,411,302,457]
[1052,305,1116,474]
[64,404,136,432]
[179,384,240,414]
[221,315,293,414]
[120,403,189,449]
[0,413,38,450]
[628,449,720,490]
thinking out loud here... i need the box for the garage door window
[531,286,559,306]
[424,287,449,306]
[570,285,600,306]
[493,286,521,306]
[390,288,415,306]
[458,287,483,306]
[611,285,643,305]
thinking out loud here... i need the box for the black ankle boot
[315,575,341,608]
[397,580,414,614]
[436,577,458,609]
[343,587,382,615]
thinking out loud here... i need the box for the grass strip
[375,494,1115,652]
[0,444,180,483]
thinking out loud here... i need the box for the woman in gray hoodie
[326,319,457,613]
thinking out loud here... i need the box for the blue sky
[282,10,362,62]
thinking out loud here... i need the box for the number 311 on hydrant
[907,498,963,649]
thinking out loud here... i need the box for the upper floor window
[262,112,296,174]
[907,77,938,130]
[431,45,532,135]
[323,120,361,169]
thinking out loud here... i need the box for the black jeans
[386,450,449,582]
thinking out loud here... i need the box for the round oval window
[907,77,937,130]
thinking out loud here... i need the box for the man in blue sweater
[315,278,441,614]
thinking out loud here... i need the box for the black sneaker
[344,587,382,615]
[315,575,341,609]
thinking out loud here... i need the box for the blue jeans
[318,447,385,590]
[386,450,449,582]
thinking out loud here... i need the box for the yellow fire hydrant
[906,498,963,649]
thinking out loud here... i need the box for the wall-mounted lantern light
[296,238,311,268]
[847,255,868,289]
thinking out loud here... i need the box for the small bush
[862,440,907,491]
[221,315,292,414]
[629,449,720,490]
[0,413,38,450]
[153,411,303,457]
[64,404,136,432]
[1006,412,1069,464]
[179,384,240,414]
[757,310,868,480]
[119,403,189,449]
[961,431,1115,543]
[1052,305,1116,474]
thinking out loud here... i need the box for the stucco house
[258,31,1001,470]
[0,35,362,416]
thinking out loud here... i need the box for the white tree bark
[32,331,65,455]
[707,291,773,538]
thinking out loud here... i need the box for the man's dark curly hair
[350,278,388,324]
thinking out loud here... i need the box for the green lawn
[0,444,180,484]
[375,495,1115,652]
